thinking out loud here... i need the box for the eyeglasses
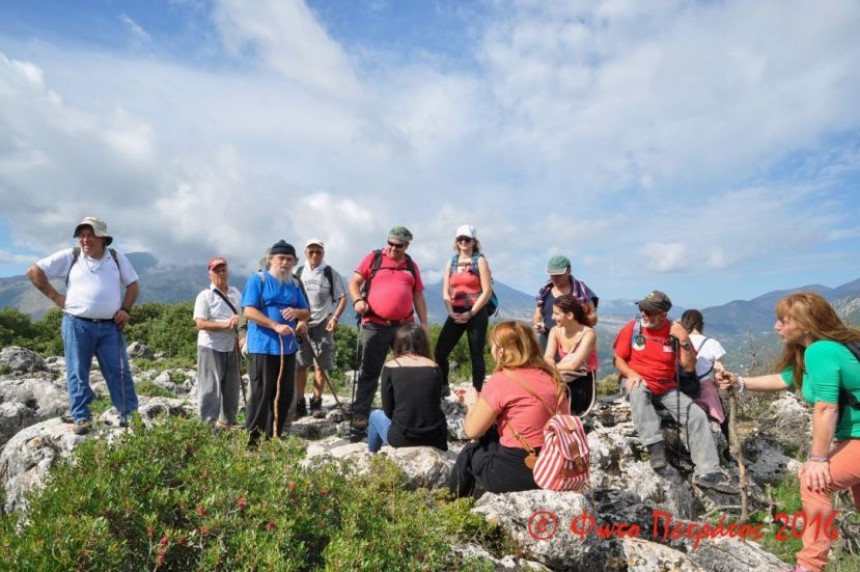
[456,236,473,243]
[387,241,407,249]
[307,250,323,256]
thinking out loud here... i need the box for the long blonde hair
[774,291,860,387]
[491,321,565,402]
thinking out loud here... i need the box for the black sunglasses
[387,241,407,249]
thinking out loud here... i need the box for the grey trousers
[625,383,721,476]
[197,346,241,425]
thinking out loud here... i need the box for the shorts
[296,322,335,370]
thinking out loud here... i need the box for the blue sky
[1,0,859,309]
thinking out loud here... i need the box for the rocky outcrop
[0,346,47,374]
[0,378,68,447]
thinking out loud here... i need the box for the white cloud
[1,0,859,307]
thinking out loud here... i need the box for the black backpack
[838,341,860,422]
[447,253,499,316]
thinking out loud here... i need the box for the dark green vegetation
[0,416,506,570]
[0,302,488,387]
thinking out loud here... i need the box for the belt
[70,315,113,323]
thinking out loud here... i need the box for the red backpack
[504,372,590,492]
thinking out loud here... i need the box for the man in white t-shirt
[293,239,346,418]
[26,217,140,435]
[193,256,243,428]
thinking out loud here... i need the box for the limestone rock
[126,341,155,360]
[0,346,47,374]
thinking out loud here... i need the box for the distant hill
[4,254,859,374]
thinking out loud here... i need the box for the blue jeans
[367,409,392,453]
[62,315,139,422]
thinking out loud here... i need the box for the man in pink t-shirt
[348,226,429,429]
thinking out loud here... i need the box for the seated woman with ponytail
[448,321,569,498]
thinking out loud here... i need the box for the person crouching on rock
[367,324,448,453]
[543,294,598,417]
[448,321,569,498]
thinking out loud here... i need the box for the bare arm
[614,354,645,392]
[543,327,559,365]
[349,272,368,315]
[470,256,493,314]
[532,305,545,333]
[556,330,596,372]
[327,294,348,332]
[441,262,454,317]
[718,372,790,392]
[669,321,696,370]
[26,264,65,309]
[464,396,498,439]
[195,316,239,332]
[800,401,840,492]
[413,290,428,328]
[584,300,598,326]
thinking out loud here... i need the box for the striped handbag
[505,372,590,492]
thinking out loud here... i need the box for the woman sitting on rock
[543,294,597,416]
[367,324,448,453]
[718,292,860,572]
[448,321,569,497]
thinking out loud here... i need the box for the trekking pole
[234,337,247,409]
[723,366,749,521]
[272,333,285,439]
[298,335,343,411]
[349,314,363,429]
[118,323,128,429]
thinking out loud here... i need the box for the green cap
[637,290,672,313]
[388,226,414,242]
[546,255,571,275]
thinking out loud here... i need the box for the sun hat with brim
[637,290,672,313]
[546,255,571,275]
[305,238,325,249]
[73,217,113,246]
[388,226,413,242]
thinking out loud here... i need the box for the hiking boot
[692,472,739,494]
[309,396,325,418]
[73,420,92,435]
[295,397,308,419]
[352,416,369,430]
[647,442,667,470]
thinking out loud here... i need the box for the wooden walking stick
[272,334,286,438]
[720,364,750,522]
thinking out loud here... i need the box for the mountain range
[3,252,860,373]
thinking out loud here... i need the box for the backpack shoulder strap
[323,265,335,297]
[470,253,481,275]
[295,265,304,278]
[839,342,860,416]
[449,254,458,275]
[65,247,82,287]
[404,253,415,275]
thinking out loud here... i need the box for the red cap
[208,257,228,271]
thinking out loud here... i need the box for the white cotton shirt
[193,284,243,352]
[36,248,139,320]
[689,333,727,381]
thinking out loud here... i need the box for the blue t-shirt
[780,340,860,440]
[241,271,309,356]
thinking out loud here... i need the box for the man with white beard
[241,240,310,447]
[613,290,734,492]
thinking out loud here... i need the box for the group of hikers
[25,217,860,572]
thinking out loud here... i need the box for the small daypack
[448,253,499,316]
[838,341,860,423]
[504,372,590,492]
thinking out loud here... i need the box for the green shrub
[136,380,177,399]
[0,417,505,570]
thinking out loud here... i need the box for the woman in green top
[719,292,860,572]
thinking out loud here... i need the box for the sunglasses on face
[456,236,473,243]
[387,241,407,249]
[307,250,323,256]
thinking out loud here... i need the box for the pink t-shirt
[481,368,569,449]
[355,250,424,325]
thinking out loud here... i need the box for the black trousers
[353,323,399,419]
[448,428,538,498]
[566,371,596,417]
[434,307,488,391]
[246,353,296,445]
